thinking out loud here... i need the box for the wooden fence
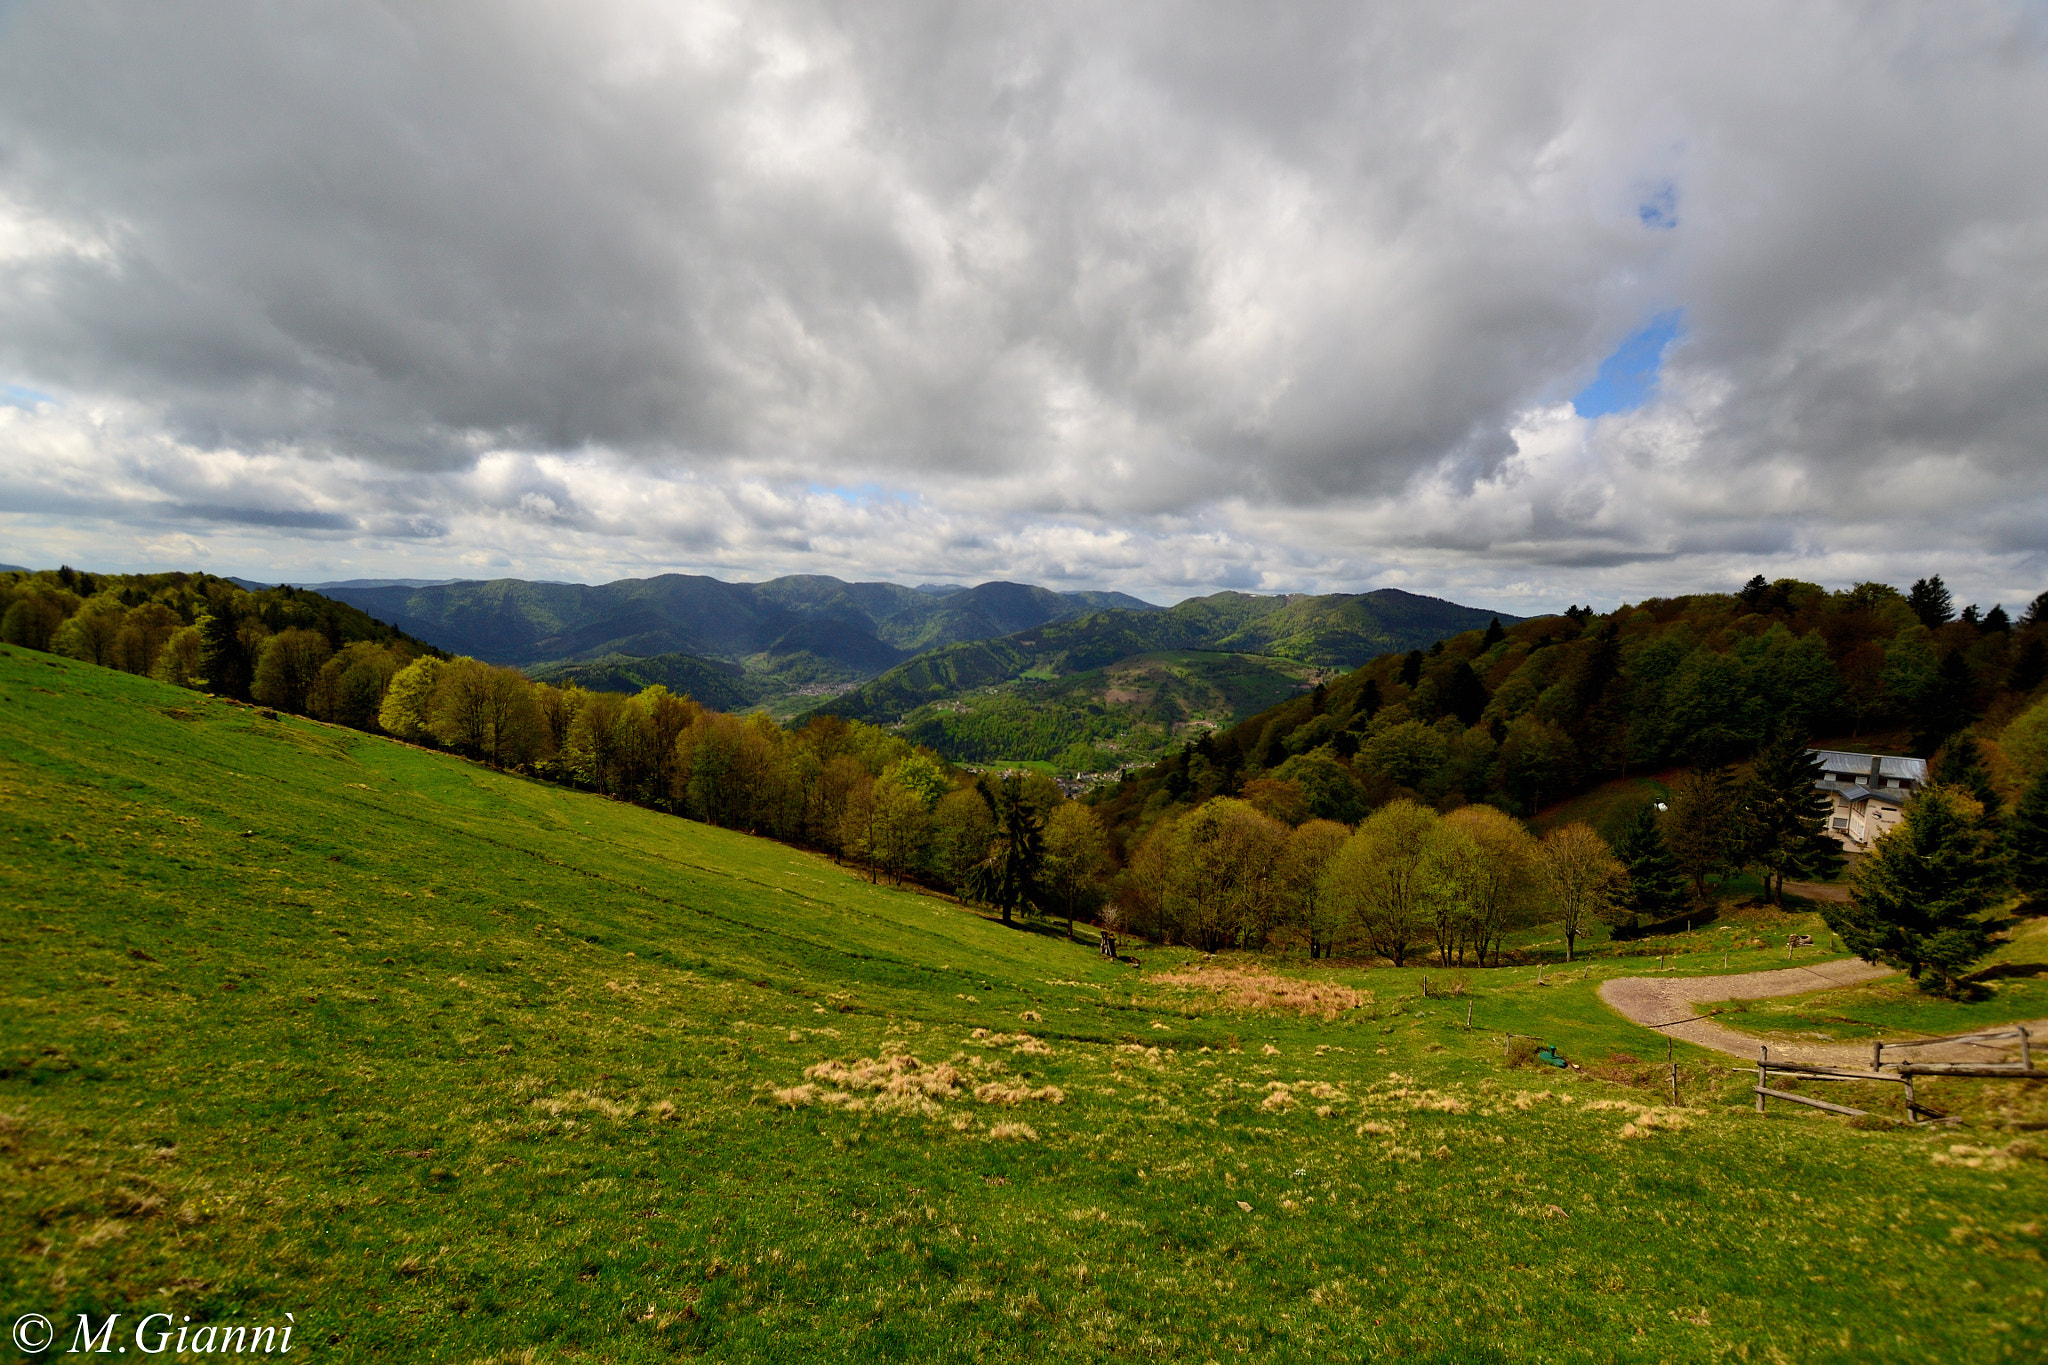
[1752,1027,2041,1126]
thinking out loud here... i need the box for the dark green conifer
[1823,786,2001,996]
[2010,768,2048,904]
[1614,801,1686,928]
[1743,735,1844,903]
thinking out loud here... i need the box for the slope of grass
[2,648,2046,1363]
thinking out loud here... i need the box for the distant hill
[812,589,1516,731]
[313,574,1160,687]
[525,652,757,712]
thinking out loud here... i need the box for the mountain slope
[814,589,1514,729]
[318,573,1160,683]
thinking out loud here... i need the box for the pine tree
[966,775,1045,925]
[1482,617,1506,649]
[1663,766,1740,902]
[2011,768,2048,904]
[1823,786,2002,996]
[1908,575,1954,629]
[1743,735,1844,903]
[1613,801,1686,929]
[1911,650,1975,757]
[1444,661,1489,726]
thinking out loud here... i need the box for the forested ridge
[1093,576,2048,845]
[811,587,1512,730]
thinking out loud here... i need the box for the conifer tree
[1662,766,1739,901]
[1823,786,2002,996]
[2011,768,2048,904]
[1612,801,1686,929]
[1482,617,1506,649]
[966,775,1045,925]
[1912,650,1977,756]
[1743,735,1844,903]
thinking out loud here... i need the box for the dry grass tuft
[974,1080,1066,1106]
[970,1030,1053,1055]
[1142,966,1372,1020]
[987,1121,1039,1141]
[1616,1106,1692,1139]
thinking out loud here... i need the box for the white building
[1808,749,1927,851]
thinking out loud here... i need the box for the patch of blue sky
[1637,181,1678,229]
[3,383,57,409]
[1572,310,1682,419]
[806,481,915,506]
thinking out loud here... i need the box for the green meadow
[2,649,2045,1362]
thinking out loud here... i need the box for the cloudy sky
[3,1,2047,612]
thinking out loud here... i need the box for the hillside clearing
[2,650,2045,1362]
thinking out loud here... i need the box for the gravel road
[1596,958,2044,1068]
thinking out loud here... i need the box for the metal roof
[1808,750,1927,782]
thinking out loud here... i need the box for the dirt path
[1596,959,2046,1068]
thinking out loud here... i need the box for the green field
[3,649,2046,1362]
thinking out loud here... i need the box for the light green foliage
[1042,801,1112,930]
[1356,719,1446,789]
[2,653,2046,1362]
[377,654,444,742]
[1127,798,1288,951]
[1537,823,1624,962]
[1322,800,1440,967]
[888,749,950,810]
[2001,695,2048,783]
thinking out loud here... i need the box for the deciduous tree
[1322,800,1438,966]
[1539,822,1623,962]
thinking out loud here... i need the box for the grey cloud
[1,1,2046,602]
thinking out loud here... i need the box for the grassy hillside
[3,650,2045,1362]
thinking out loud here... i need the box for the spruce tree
[1911,650,1975,756]
[1823,786,2002,996]
[2011,768,2048,904]
[1743,735,1844,903]
[1908,575,1954,629]
[1614,801,1686,929]
[1482,617,1506,649]
[966,775,1046,925]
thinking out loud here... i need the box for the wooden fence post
[1756,1046,1768,1114]
[2023,1027,2033,1074]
